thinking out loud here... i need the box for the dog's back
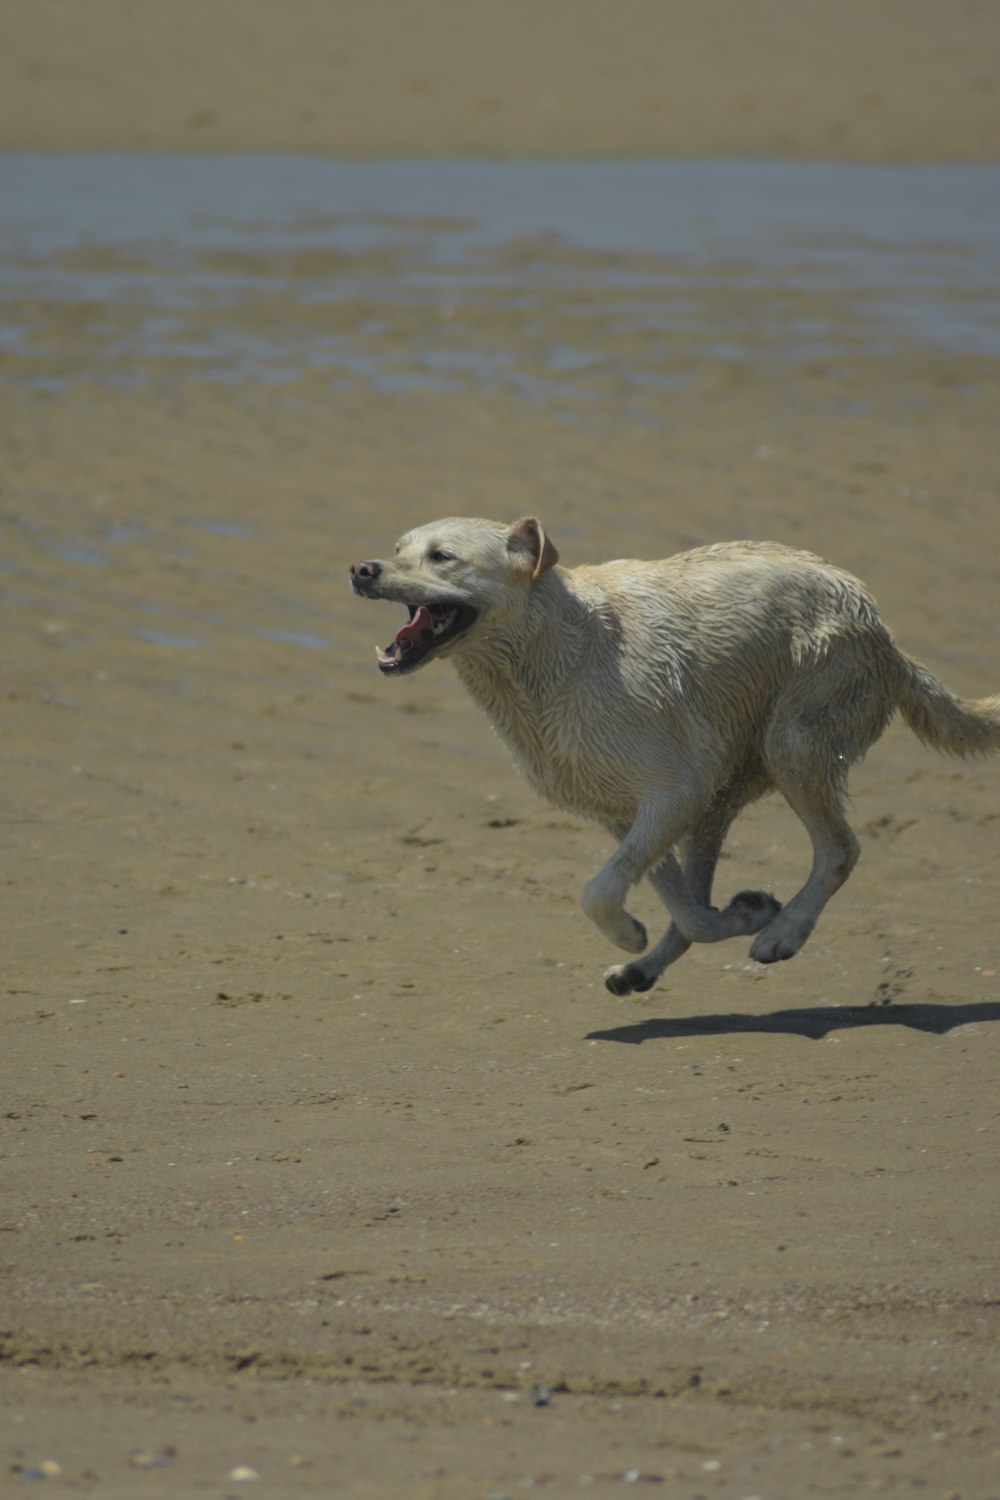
[455,540,902,826]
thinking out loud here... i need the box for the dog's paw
[726,889,783,936]
[722,882,785,930]
[581,879,648,953]
[599,914,649,954]
[749,912,813,964]
[604,961,658,997]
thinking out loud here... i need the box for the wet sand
[3,9,1000,1499]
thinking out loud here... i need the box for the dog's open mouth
[377,601,477,674]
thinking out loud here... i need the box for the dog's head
[349,516,559,675]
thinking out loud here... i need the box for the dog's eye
[428,548,454,563]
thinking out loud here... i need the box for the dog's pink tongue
[393,605,436,650]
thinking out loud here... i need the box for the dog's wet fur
[351,518,1000,994]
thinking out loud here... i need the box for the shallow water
[2,154,999,394]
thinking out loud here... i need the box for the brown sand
[3,6,1000,1498]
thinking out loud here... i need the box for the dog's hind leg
[604,785,779,995]
[749,778,859,963]
[749,711,861,963]
[750,670,877,964]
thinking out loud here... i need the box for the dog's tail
[896,654,1000,758]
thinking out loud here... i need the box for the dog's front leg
[580,875,648,953]
[580,798,685,954]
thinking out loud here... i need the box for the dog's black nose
[350,559,381,590]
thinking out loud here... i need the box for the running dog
[350,517,999,994]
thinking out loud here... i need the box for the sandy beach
[2,7,999,1498]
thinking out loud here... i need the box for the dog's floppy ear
[507,517,559,581]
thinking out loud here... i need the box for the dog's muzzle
[350,559,381,594]
[349,559,477,674]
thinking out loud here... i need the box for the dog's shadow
[587,1000,1000,1045]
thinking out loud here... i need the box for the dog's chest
[457,646,653,820]
[499,687,640,820]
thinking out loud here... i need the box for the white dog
[351,517,999,995]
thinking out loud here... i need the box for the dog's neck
[454,567,586,691]
[450,568,606,791]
